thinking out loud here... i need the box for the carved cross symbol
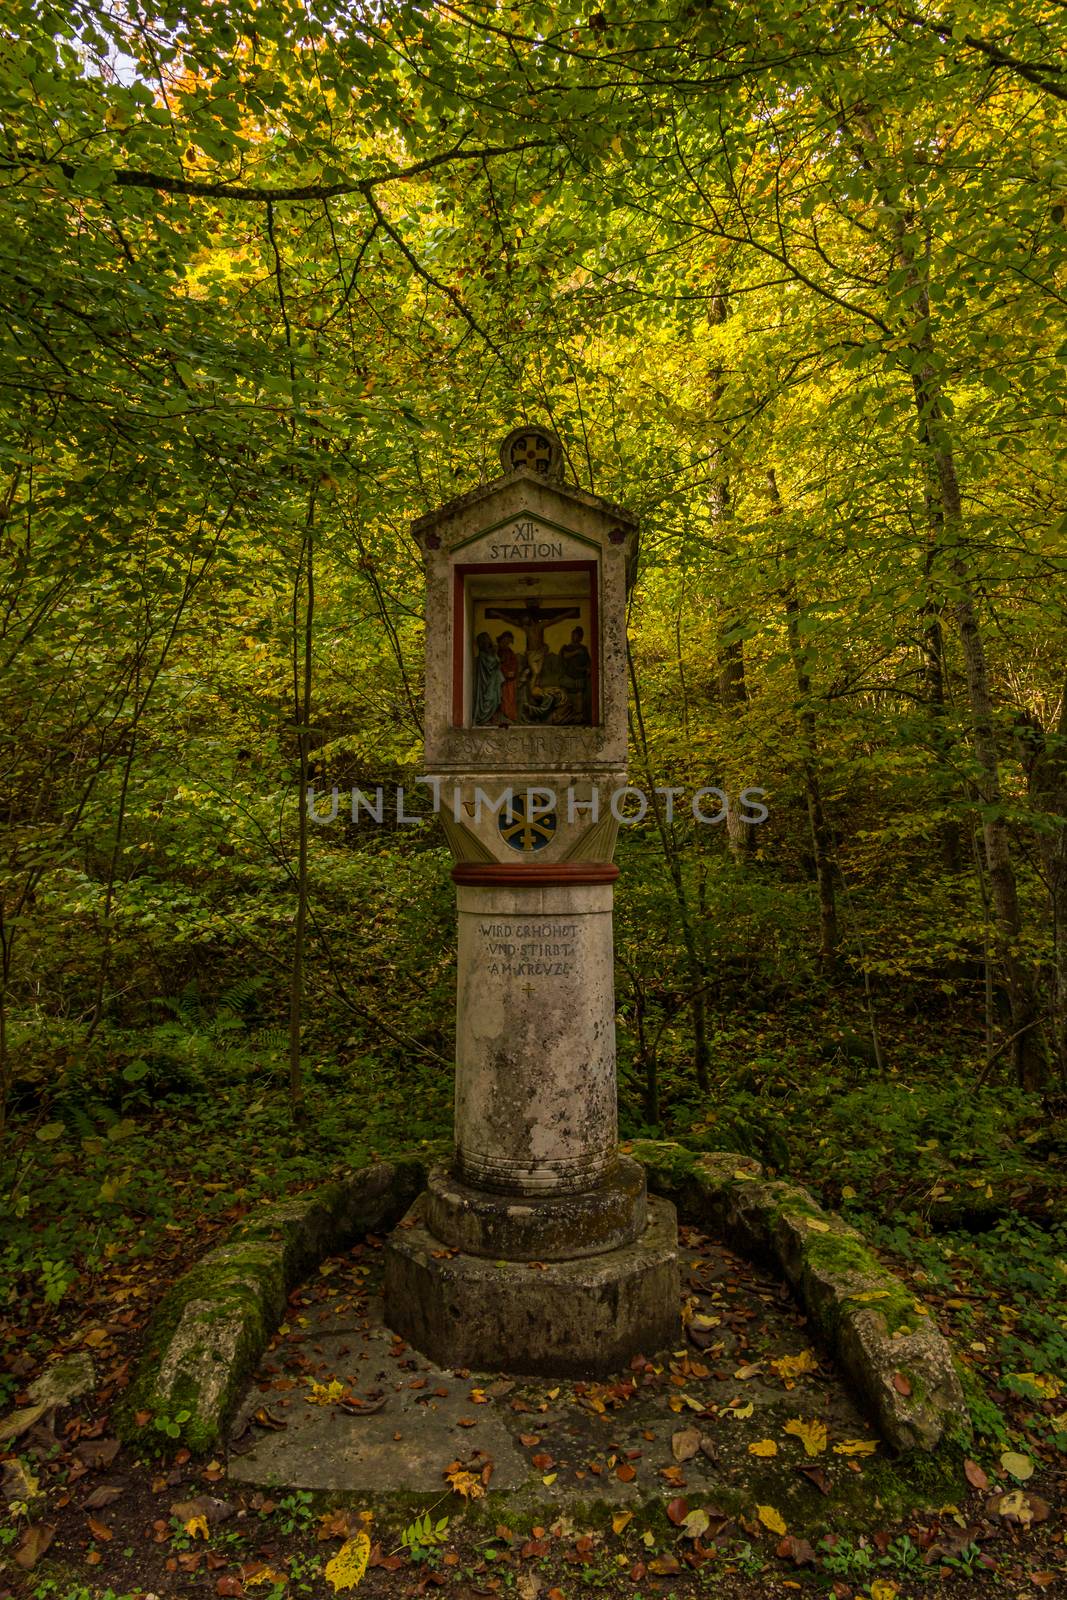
[521,982,535,997]
[511,433,552,473]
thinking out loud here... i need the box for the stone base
[383,1196,679,1376]
[422,1157,647,1261]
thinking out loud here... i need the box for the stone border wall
[632,1141,970,1454]
[116,1159,424,1453]
[118,1145,968,1457]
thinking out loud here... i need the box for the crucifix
[484,600,580,652]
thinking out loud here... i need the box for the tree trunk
[768,468,839,969]
[288,489,316,1126]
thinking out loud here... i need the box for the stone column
[382,426,679,1376]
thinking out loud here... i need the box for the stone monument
[383,426,679,1374]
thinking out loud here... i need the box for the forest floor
[1,1004,1065,1599]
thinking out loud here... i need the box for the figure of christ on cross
[484,600,581,652]
[485,600,582,718]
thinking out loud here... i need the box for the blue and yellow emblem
[499,793,558,853]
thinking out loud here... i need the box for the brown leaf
[891,1372,911,1396]
[776,1534,817,1566]
[964,1458,989,1491]
[796,1464,831,1495]
[615,1461,636,1482]
[83,1485,124,1509]
[671,1427,700,1462]
[216,1578,245,1597]
[531,1452,555,1470]
[14,1524,55,1571]
[666,1497,689,1526]
[648,1554,681,1575]
[87,1515,114,1542]
[75,1437,121,1469]
[519,1433,541,1448]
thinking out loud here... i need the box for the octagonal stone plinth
[422,1157,647,1262]
[383,1196,679,1377]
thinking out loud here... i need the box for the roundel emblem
[499,793,558,853]
[499,424,564,481]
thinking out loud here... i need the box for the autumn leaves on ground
[2,0,1066,1594]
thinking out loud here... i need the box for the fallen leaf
[611,1510,633,1535]
[783,1418,828,1457]
[671,1427,700,1462]
[999,1450,1033,1482]
[730,1401,754,1420]
[14,1524,55,1571]
[870,1581,898,1600]
[964,1458,989,1491]
[891,1373,911,1396]
[777,1534,816,1566]
[771,1351,819,1381]
[748,1439,778,1457]
[757,1504,787,1536]
[83,1485,124,1510]
[682,1508,710,1540]
[796,1464,831,1495]
[244,1568,288,1589]
[87,1515,114,1542]
[648,1554,681,1575]
[325,1531,371,1592]
[185,1515,210,1541]
[665,1497,689,1526]
[734,1362,761,1380]
[833,1439,877,1456]
[615,1461,636,1482]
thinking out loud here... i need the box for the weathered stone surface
[632,1140,970,1454]
[26,1351,95,1410]
[384,1195,680,1376]
[453,881,621,1196]
[119,1159,423,1453]
[423,1156,646,1260]
[839,1307,969,1453]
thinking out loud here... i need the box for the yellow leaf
[184,1516,209,1541]
[245,1568,289,1589]
[756,1504,787,1536]
[732,1169,756,1181]
[771,1350,819,1380]
[870,1581,899,1600]
[783,1418,828,1457]
[306,1379,347,1406]
[542,1473,557,1485]
[734,1363,761,1380]
[748,1439,777,1457]
[1007,1372,1062,1400]
[841,1185,857,1200]
[444,1467,485,1500]
[834,1439,877,1456]
[1000,1450,1033,1481]
[612,1511,633,1535]
[730,1401,754,1420]
[469,1388,489,1404]
[325,1532,371,1592]
[851,1290,890,1304]
[805,1217,831,1233]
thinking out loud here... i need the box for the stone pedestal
[382,425,679,1376]
[384,1196,679,1377]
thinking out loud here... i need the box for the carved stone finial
[499,424,564,481]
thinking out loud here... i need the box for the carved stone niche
[413,439,638,781]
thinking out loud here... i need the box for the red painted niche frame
[451,560,600,729]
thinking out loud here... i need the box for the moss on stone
[120,1158,425,1455]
